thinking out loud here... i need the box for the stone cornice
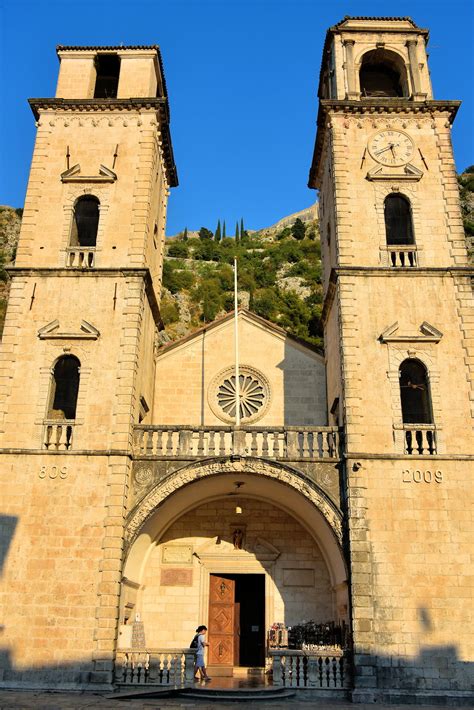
[308,100,461,189]
[28,98,178,187]
[7,266,164,330]
[322,266,473,320]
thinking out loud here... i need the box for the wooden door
[208,575,235,666]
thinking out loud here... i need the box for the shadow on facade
[0,644,472,700]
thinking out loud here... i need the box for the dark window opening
[71,196,100,247]
[384,194,414,245]
[48,356,80,420]
[360,50,407,97]
[94,54,120,98]
[399,359,433,424]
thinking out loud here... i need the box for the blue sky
[1,0,473,235]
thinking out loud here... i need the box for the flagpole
[234,257,240,426]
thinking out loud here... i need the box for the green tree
[235,221,240,242]
[168,240,189,258]
[162,261,195,293]
[199,226,213,240]
[183,226,188,241]
[193,278,222,322]
[215,220,221,242]
[292,218,306,240]
[222,221,226,239]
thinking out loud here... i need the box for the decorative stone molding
[125,457,343,546]
[208,365,271,424]
[38,319,100,340]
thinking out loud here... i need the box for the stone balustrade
[43,420,75,450]
[65,246,96,268]
[133,425,341,460]
[115,648,195,686]
[394,424,437,455]
[270,649,350,689]
[381,245,418,267]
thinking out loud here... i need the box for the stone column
[344,40,359,100]
[406,39,426,100]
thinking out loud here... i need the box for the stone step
[182,687,296,701]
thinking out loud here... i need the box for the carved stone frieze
[126,456,343,546]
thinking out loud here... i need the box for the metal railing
[133,425,341,460]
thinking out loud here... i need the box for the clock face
[368,130,415,167]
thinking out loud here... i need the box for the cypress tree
[240,218,244,236]
[235,221,240,242]
[215,219,221,242]
[222,221,226,239]
[183,226,188,241]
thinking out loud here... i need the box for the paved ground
[0,690,468,710]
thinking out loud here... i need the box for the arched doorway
[120,458,348,673]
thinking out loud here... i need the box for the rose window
[209,366,271,424]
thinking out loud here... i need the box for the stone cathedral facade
[0,16,473,704]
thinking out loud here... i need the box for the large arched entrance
[120,458,348,673]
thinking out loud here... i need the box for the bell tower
[0,46,177,685]
[310,17,474,702]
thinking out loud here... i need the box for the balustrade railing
[66,246,96,268]
[133,425,341,460]
[394,424,437,455]
[381,245,418,267]
[115,649,195,687]
[43,420,75,450]
[271,649,350,690]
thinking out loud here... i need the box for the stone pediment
[38,319,100,340]
[366,163,423,182]
[379,321,443,343]
[61,163,117,183]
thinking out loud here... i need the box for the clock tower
[309,17,474,702]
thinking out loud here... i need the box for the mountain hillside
[160,216,323,347]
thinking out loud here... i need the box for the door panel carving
[208,574,235,666]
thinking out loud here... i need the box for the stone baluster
[261,430,269,456]
[145,429,153,454]
[250,430,258,455]
[197,429,205,456]
[218,430,226,456]
[272,431,281,457]
[169,652,178,685]
[208,430,216,455]
[155,429,163,455]
[302,431,310,458]
[165,430,174,455]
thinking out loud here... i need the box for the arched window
[384,194,414,246]
[71,196,100,247]
[360,49,408,98]
[399,359,433,424]
[94,54,120,98]
[47,356,80,420]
